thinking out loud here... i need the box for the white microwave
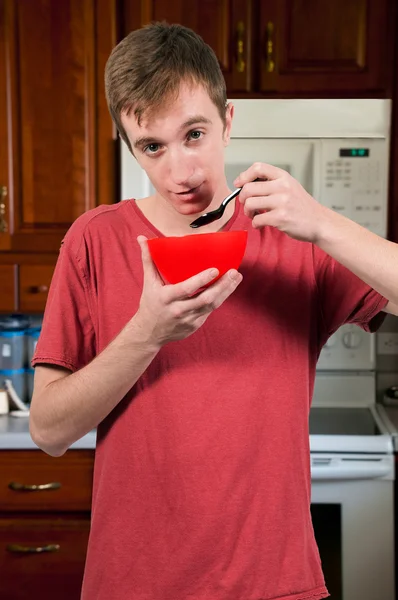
[121,98,391,238]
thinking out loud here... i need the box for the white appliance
[121,99,394,600]
[309,374,395,600]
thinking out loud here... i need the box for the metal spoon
[189,178,260,229]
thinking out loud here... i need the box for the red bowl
[147,230,247,285]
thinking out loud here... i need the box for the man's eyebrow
[179,116,212,130]
[133,136,158,151]
[133,116,212,151]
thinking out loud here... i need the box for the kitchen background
[1,1,398,599]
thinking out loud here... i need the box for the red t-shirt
[32,199,387,600]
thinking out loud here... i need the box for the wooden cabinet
[0,450,93,512]
[0,0,118,313]
[257,0,394,95]
[0,450,94,600]
[123,0,255,93]
[18,265,54,313]
[0,265,17,312]
[0,257,56,313]
[0,0,117,256]
[121,0,395,97]
[0,518,90,600]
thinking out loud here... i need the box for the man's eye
[189,131,202,140]
[145,143,160,154]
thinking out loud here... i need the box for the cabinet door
[0,0,117,254]
[0,450,94,512]
[0,9,10,251]
[122,0,254,93]
[0,517,89,600]
[18,265,55,313]
[0,265,17,312]
[258,0,393,95]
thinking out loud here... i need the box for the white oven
[121,99,394,600]
[310,374,395,600]
[310,457,394,600]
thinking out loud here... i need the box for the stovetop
[309,373,393,454]
[309,407,383,436]
[309,405,393,454]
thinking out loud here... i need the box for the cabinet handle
[236,21,245,73]
[8,481,61,491]
[0,186,8,233]
[6,543,60,554]
[28,285,49,294]
[265,21,275,73]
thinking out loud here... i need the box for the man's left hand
[234,162,330,243]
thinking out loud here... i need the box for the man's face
[121,82,233,215]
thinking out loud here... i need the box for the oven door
[310,453,395,600]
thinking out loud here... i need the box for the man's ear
[223,102,234,146]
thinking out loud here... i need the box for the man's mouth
[176,184,202,196]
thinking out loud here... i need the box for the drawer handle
[6,543,60,554]
[265,21,275,73]
[8,481,61,492]
[28,285,49,294]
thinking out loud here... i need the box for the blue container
[0,314,30,331]
[0,331,26,371]
[0,368,27,403]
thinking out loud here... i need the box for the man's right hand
[134,236,243,347]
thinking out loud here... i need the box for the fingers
[234,162,285,187]
[242,195,278,220]
[137,236,163,284]
[167,268,220,300]
[183,269,243,313]
[251,209,282,230]
[238,178,280,205]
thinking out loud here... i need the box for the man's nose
[168,151,195,187]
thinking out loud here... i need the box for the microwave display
[339,148,370,157]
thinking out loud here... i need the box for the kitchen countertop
[0,414,96,450]
[378,405,398,451]
[2,405,396,452]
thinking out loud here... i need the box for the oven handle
[311,460,391,481]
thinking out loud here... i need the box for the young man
[29,22,398,600]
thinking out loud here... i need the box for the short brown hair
[105,22,227,153]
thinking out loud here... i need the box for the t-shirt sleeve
[31,224,96,372]
[312,245,388,343]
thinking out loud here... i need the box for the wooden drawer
[0,265,17,312]
[0,516,89,600]
[19,264,55,312]
[0,450,94,512]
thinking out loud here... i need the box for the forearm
[316,206,398,303]
[30,316,160,456]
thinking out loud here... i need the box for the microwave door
[121,139,155,200]
[224,138,320,199]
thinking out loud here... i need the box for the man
[29,22,398,600]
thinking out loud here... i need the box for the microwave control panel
[320,139,388,238]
